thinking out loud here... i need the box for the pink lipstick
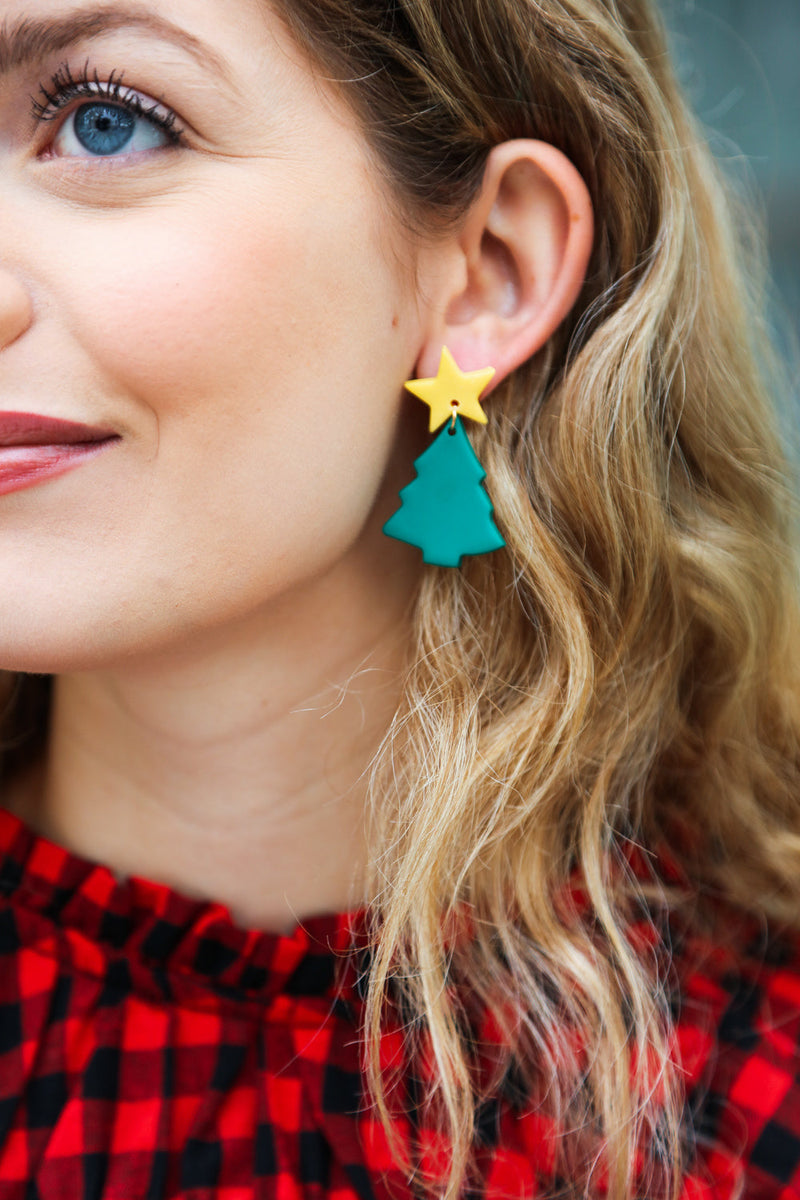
[0,412,119,497]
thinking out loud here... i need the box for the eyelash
[31,61,185,146]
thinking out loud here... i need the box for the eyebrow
[0,5,233,81]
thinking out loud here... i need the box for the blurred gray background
[659,0,799,356]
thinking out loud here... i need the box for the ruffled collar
[0,806,367,1012]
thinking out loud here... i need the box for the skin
[0,0,593,931]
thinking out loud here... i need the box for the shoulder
[675,924,800,1197]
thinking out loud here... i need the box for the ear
[415,140,593,387]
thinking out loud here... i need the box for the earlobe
[416,140,593,386]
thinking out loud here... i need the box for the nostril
[0,273,33,351]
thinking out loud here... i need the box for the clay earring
[383,347,505,567]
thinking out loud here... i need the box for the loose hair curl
[3,1,800,1196]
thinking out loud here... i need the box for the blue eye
[72,103,135,155]
[54,100,173,158]
[32,66,185,161]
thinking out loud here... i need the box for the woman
[0,0,798,1196]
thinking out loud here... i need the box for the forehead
[0,0,279,78]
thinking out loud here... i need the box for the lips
[0,411,119,497]
[0,412,118,447]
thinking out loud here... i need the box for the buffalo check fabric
[0,807,798,1199]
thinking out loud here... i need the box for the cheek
[45,178,414,593]
[59,178,400,422]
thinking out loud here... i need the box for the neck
[9,560,415,933]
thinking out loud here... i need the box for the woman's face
[0,0,426,670]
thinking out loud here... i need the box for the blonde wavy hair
[3,0,800,1196]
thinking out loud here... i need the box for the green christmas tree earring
[383,346,506,567]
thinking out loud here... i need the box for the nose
[0,269,33,350]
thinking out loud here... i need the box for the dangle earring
[383,346,505,568]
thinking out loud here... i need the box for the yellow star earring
[404,346,496,432]
[383,347,505,567]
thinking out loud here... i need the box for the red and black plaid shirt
[0,807,798,1198]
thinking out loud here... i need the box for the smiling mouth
[0,411,120,497]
